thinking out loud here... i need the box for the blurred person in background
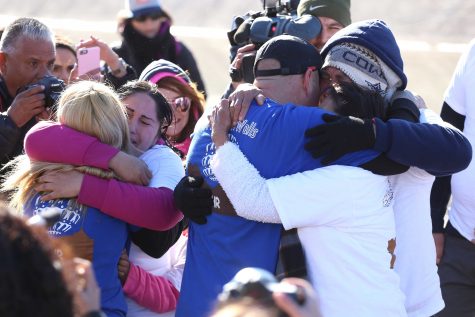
[115,0,206,95]
[0,203,104,317]
[297,0,350,51]
[53,35,76,84]
[431,39,475,317]
[140,59,205,160]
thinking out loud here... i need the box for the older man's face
[0,36,55,95]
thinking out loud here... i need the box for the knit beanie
[323,43,402,101]
[320,20,406,92]
[297,0,351,27]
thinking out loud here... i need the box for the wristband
[111,58,127,77]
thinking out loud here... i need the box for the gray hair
[0,18,54,54]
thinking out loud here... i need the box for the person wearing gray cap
[297,0,351,50]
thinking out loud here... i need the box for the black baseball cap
[254,34,322,77]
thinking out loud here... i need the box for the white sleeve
[210,142,282,223]
[141,146,185,190]
[267,166,385,230]
[444,40,475,115]
[163,235,188,291]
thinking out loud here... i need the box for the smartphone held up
[77,46,101,77]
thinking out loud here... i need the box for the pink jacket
[24,121,183,230]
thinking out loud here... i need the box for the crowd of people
[0,0,474,317]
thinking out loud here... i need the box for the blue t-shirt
[177,100,379,317]
[25,194,129,317]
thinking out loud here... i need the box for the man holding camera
[0,18,56,171]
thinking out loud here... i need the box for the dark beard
[121,20,177,74]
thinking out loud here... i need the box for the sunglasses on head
[133,12,161,22]
[170,96,191,112]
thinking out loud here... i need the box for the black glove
[304,114,376,165]
[173,176,213,225]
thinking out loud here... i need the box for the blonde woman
[3,81,158,317]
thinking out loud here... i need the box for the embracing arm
[430,102,466,233]
[24,121,118,169]
[210,142,281,223]
[78,175,182,230]
[373,108,472,176]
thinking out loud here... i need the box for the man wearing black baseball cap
[177,34,381,317]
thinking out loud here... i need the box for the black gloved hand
[304,113,376,165]
[173,176,213,225]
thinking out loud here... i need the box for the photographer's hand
[230,44,256,87]
[274,278,322,317]
[7,85,45,127]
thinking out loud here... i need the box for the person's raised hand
[210,99,233,148]
[7,85,46,127]
[109,151,152,186]
[231,43,256,76]
[228,83,265,125]
[173,176,213,225]
[35,169,84,201]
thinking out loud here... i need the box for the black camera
[218,267,305,317]
[228,0,321,83]
[19,75,65,111]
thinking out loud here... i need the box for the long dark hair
[0,206,74,317]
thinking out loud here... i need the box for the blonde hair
[2,81,131,211]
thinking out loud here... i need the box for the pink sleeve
[24,121,119,169]
[123,263,180,313]
[78,174,183,230]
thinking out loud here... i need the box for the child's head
[57,81,131,152]
[319,82,387,120]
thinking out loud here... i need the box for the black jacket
[0,77,34,171]
[113,20,206,96]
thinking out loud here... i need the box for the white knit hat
[323,43,402,101]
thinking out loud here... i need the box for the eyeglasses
[133,12,162,22]
[169,96,191,112]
